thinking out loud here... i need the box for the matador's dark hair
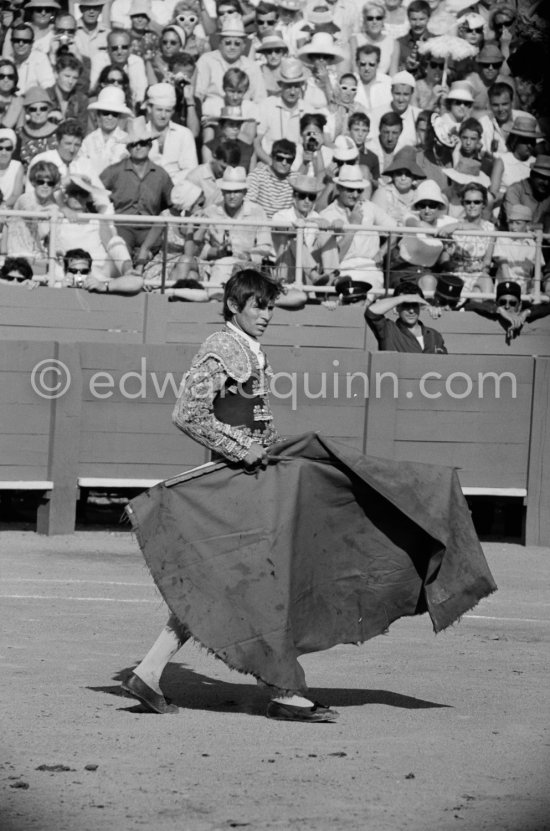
[222,269,282,320]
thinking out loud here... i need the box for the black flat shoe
[121,672,179,714]
[266,700,339,722]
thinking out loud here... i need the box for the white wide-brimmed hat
[289,173,324,194]
[298,32,344,63]
[333,164,368,189]
[256,32,288,53]
[122,120,158,144]
[412,179,447,208]
[445,81,475,103]
[219,166,248,191]
[399,228,444,268]
[278,57,307,84]
[171,181,203,212]
[88,86,132,116]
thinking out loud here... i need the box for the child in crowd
[347,112,380,183]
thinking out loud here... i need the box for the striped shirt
[246,163,294,219]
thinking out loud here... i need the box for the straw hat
[298,32,344,63]
[122,120,158,144]
[384,147,426,179]
[256,32,288,53]
[77,0,105,5]
[412,179,447,208]
[146,82,177,107]
[171,181,203,212]
[278,57,307,84]
[219,166,248,191]
[278,0,303,10]
[445,81,475,103]
[217,105,249,122]
[332,135,358,162]
[88,85,132,116]
[26,0,60,8]
[306,0,332,26]
[509,116,542,140]
[444,159,490,189]
[220,14,246,38]
[531,155,550,177]
[460,12,485,30]
[333,164,368,189]
[289,173,324,194]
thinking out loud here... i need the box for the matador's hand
[242,443,268,469]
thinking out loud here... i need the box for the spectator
[501,155,550,228]
[128,0,160,60]
[354,43,392,112]
[292,112,332,178]
[74,0,109,63]
[316,134,373,210]
[0,256,34,286]
[466,44,507,117]
[47,14,87,79]
[187,139,241,207]
[493,204,537,292]
[256,30,288,96]
[255,57,306,163]
[368,110,403,170]
[411,53,444,111]
[91,29,148,109]
[462,279,550,345]
[347,111,380,182]
[45,53,88,132]
[372,145,426,224]
[193,165,272,287]
[0,59,24,129]
[90,65,133,113]
[330,71,369,139]
[396,0,433,78]
[144,24,186,85]
[9,23,55,93]
[19,87,58,169]
[202,66,259,145]
[479,80,524,155]
[272,173,327,284]
[246,137,296,218]
[60,246,143,295]
[194,15,267,111]
[0,128,24,207]
[319,163,394,288]
[16,0,58,58]
[100,120,173,258]
[416,113,456,191]
[370,69,418,149]
[9,160,61,263]
[438,81,476,146]
[365,280,448,353]
[452,117,503,202]
[81,86,131,174]
[133,81,198,184]
[170,0,210,60]
[495,116,542,194]
[203,105,255,171]
[296,31,343,111]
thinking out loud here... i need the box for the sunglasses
[110,44,130,50]
[0,143,14,151]
[34,177,55,185]
[342,187,363,194]
[67,267,90,275]
[416,200,440,209]
[56,26,75,33]
[295,191,316,201]
[33,7,52,12]
[97,109,120,117]
[463,199,483,205]
[81,5,101,9]
[264,47,284,54]
[365,14,384,20]
[497,298,519,309]
[280,81,302,88]
[392,169,413,177]
[339,85,357,92]
[448,99,472,107]
[273,153,294,163]
[464,25,484,33]
[27,105,50,113]
[482,62,503,69]
[128,139,152,148]
[223,39,244,46]
[3,272,28,282]
[106,77,124,84]
[0,71,15,78]
[12,37,33,44]
[428,60,444,68]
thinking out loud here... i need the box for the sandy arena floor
[0,531,549,831]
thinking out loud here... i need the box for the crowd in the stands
[0,0,549,314]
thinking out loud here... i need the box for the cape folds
[126,433,496,692]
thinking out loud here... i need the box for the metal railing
[1,207,548,302]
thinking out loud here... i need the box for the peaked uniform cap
[496,280,521,300]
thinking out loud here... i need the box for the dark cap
[393,280,424,299]
[496,280,521,301]
[435,274,464,305]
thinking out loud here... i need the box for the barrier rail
[1,208,548,302]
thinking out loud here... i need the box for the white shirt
[27,149,113,213]
[355,72,393,113]
[257,98,307,155]
[74,22,109,61]
[110,0,179,29]
[194,50,267,108]
[320,198,395,262]
[13,52,55,94]
[80,127,129,175]
[369,104,419,151]
[132,117,198,182]
[272,205,322,250]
